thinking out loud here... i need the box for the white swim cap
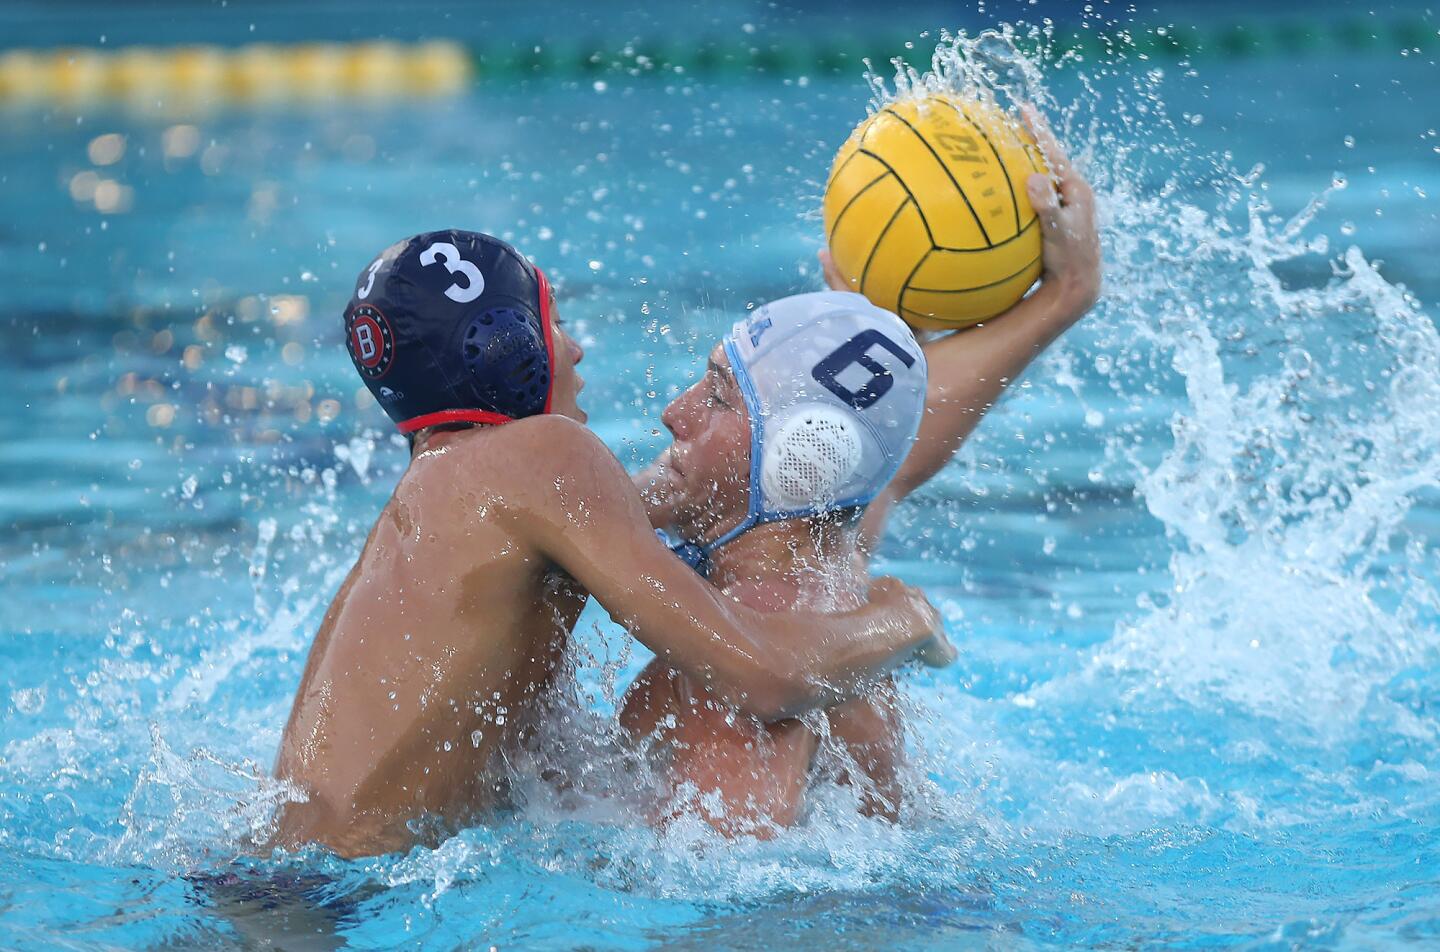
[708,290,927,549]
[659,291,927,572]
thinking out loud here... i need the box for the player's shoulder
[437,415,619,489]
[492,414,609,465]
[398,417,622,536]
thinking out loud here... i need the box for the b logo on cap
[347,304,395,379]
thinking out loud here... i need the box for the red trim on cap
[534,265,557,415]
[397,408,514,433]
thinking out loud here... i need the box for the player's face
[547,303,587,423]
[659,344,751,534]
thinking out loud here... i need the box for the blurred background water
[1,0,1438,948]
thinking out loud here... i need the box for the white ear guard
[760,404,864,511]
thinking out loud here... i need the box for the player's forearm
[950,277,1082,385]
[667,616,866,721]
[656,587,936,721]
[937,283,1088,421]
[893,281,1094,499]
[595,578,847,720]
[546,515,907,720]
[528,422,945,720]
[741,586,940,720]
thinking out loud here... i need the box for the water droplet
[12,687,46,715]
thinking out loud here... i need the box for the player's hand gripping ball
[823,95,1050,330]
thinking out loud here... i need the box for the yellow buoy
[0,50,48,101]
[290,44,346,100]
[227,44,289,102]
[407,41,472,96]
[168,46,227,101]
[50,48,107,102]
[0,41,476,108]
[109,47,168,102]
[342,42,404,98]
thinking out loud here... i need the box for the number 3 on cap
[419,241,485,303]
[356,257,384,299]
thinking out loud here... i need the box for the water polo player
[621,291,931,833]
[621,111,1100,835]
[271,230,950,858]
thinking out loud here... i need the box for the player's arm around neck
[504,415,948,721]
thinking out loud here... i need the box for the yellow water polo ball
[823,95,1049,331]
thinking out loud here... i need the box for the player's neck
[409,423,494,458]
[705,519,863,611]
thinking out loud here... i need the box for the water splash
[3,12,1437,946]
[120,15,1440,891]
[846,17,1440,851]
[1052,87,1440,753]
[864,26,1052,116]
[112,725,304,869]
[1097,229,1440,738]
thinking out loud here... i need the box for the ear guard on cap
[461,306,551,418]
[760,405,864,511]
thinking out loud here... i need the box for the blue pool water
[2,3,1439,948]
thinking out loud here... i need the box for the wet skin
[621,113,1102,835]
[272,325,942,858]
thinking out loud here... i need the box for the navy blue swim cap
[342,230,557,433]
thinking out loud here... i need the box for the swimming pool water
[2,6,1439,949]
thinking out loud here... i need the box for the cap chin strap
[398,407,514,433]
[656,514,758,579]
[533,265,557,414]
[657,521,758,577]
